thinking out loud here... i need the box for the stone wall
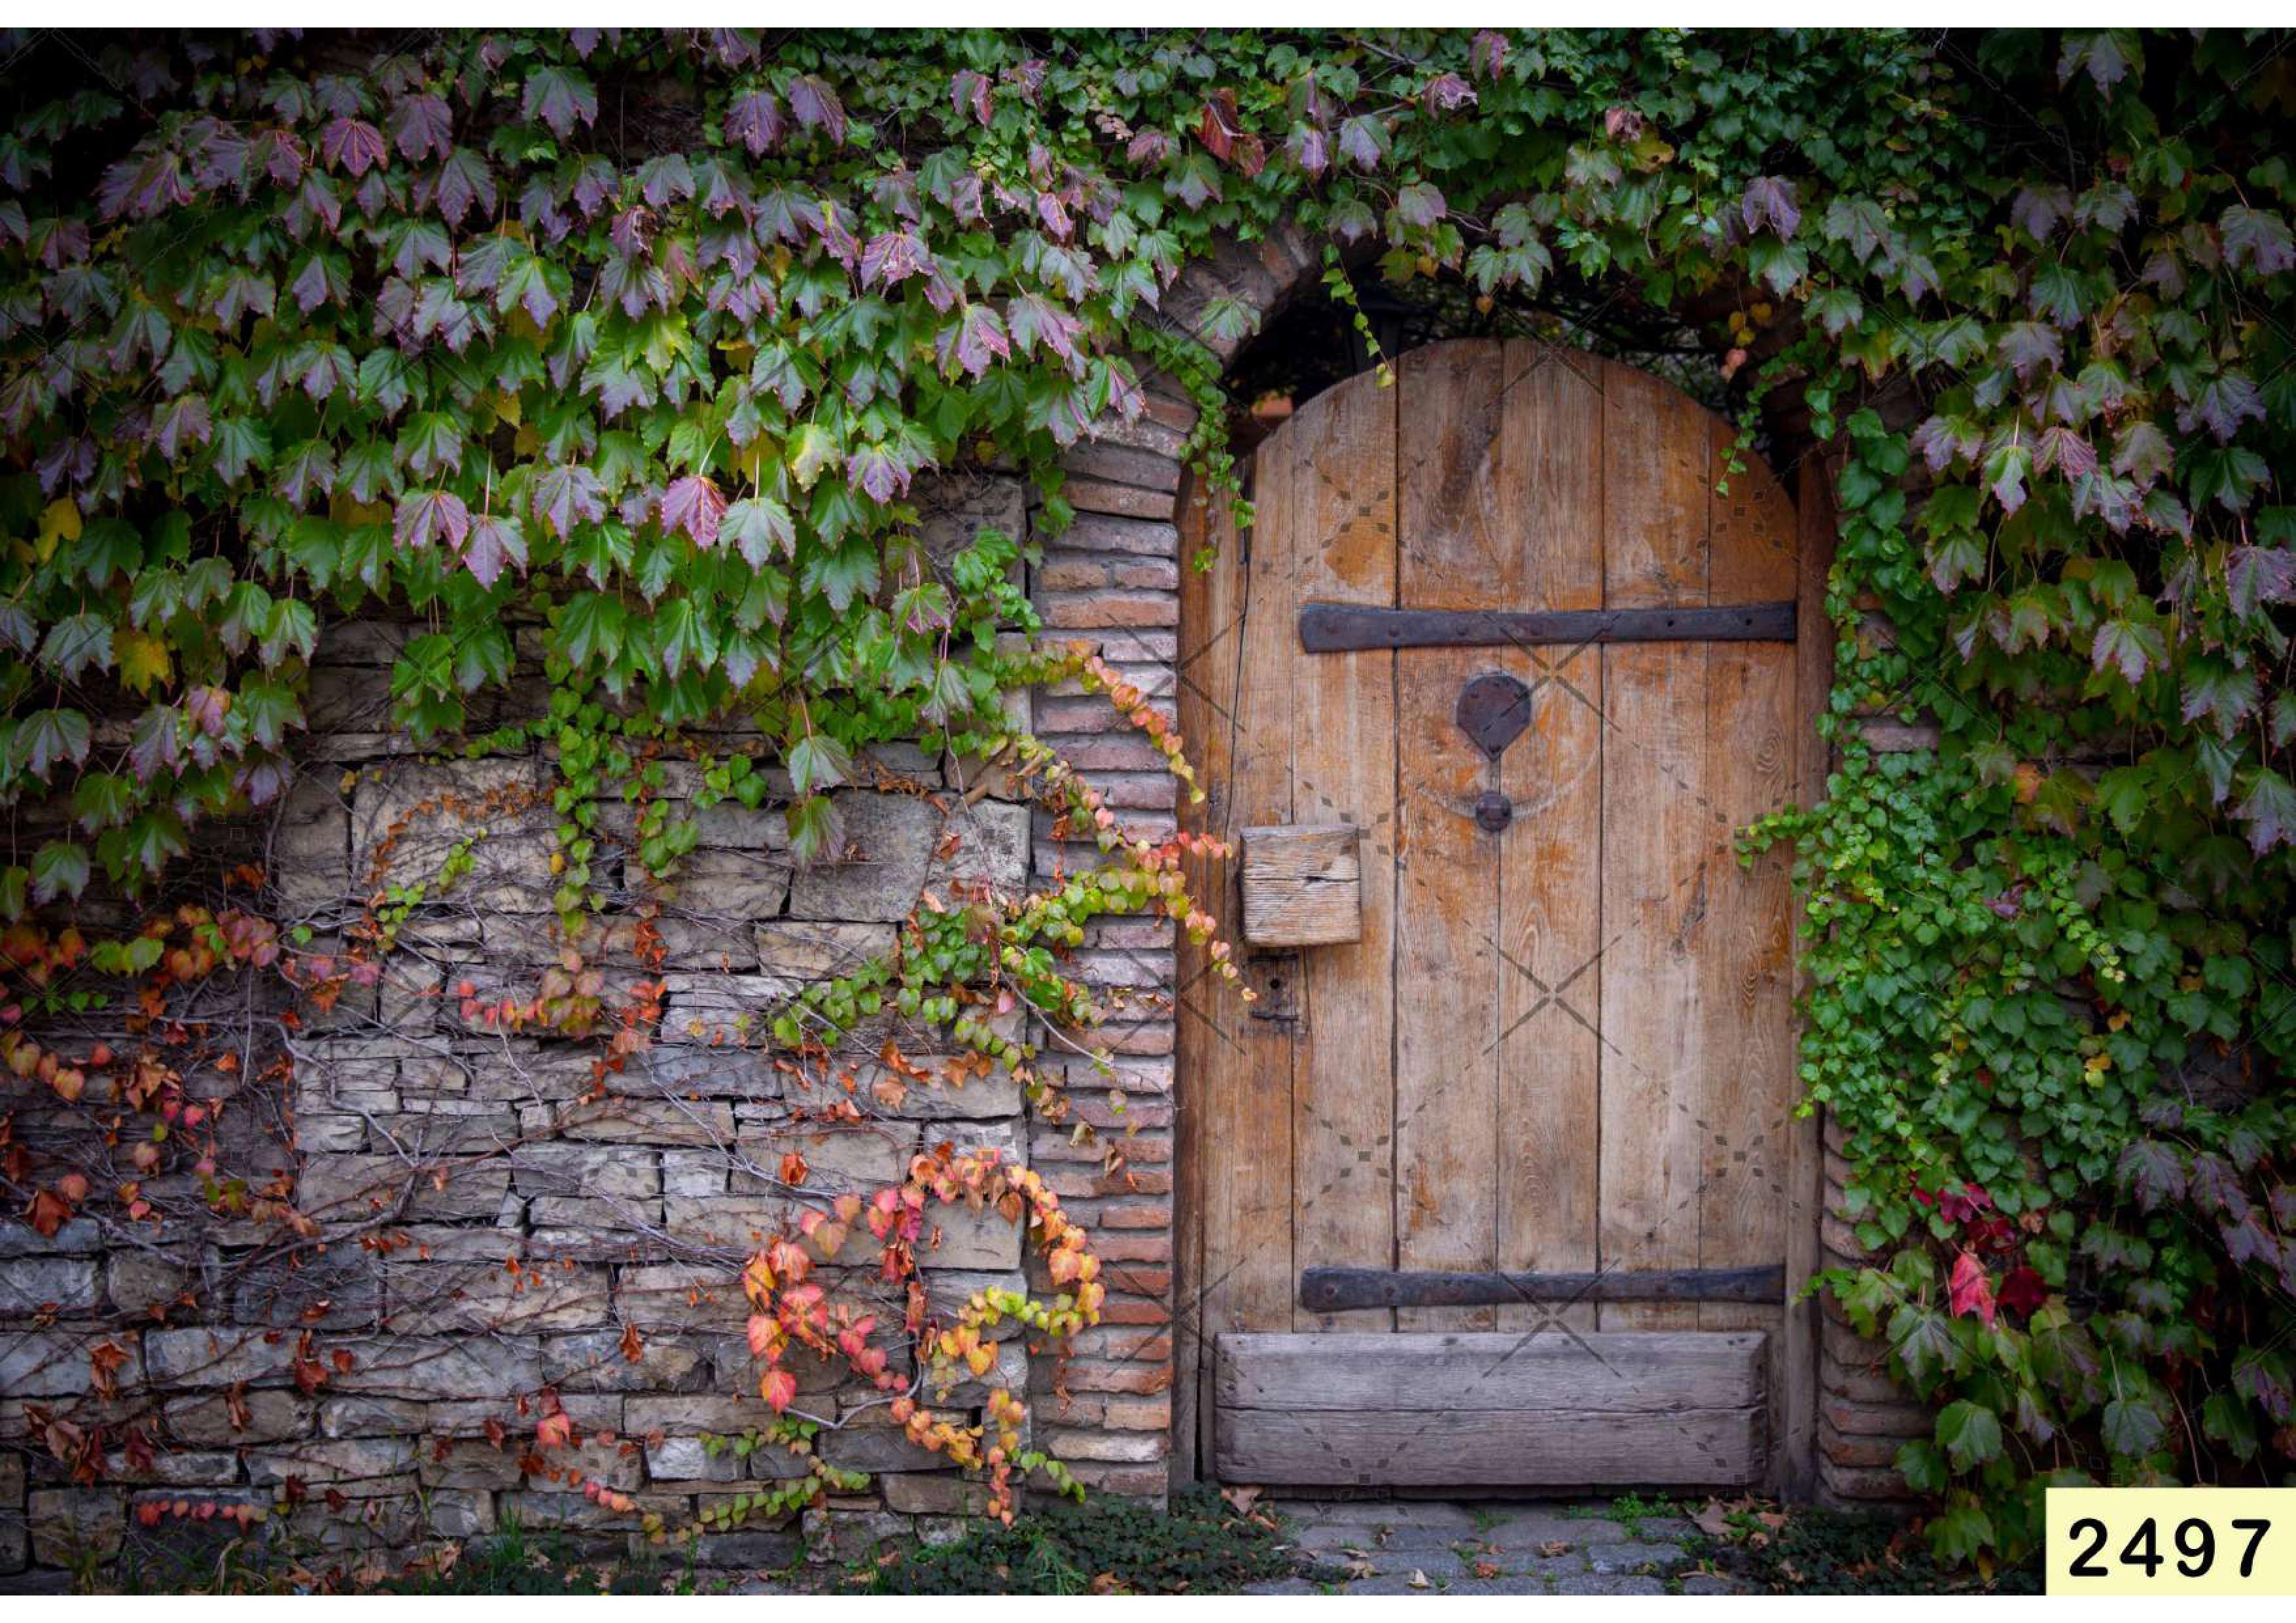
[0,217,1288,1577]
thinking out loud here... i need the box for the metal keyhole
[1455,671,1532,758]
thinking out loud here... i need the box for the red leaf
[761,1366,797,1414]
[1998,1266,2049,1317]
[1948,1249,1997,1327]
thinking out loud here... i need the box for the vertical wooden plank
[1598,358,1712,1334]
[1700,423,1799,1345]
[1288,371,1399,1332]
[1174,472,1231,1480]
[1193,450,1298,1359]
[1602,365,1710,605]
[1393,341,1504,1332]
[1494,344,1605,1336]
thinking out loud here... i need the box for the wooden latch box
[1239,823,1362,947]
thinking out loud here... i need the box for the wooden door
[1176,340,1808,1491]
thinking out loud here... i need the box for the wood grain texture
[1216,1406,1764,1486]
[1216,1330,1766,1412]
[1494,343,1606,1335]
[1697,434,1798,1331]
[1393,342,1505,1331]
[1599,358,1712,1334]
[1286,370,1398,1330]
[1240,823,1362,948]
[1196,452,1297,1355]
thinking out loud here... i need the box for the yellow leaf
[514,423,541,457]
[732,438,774,485]
[116,629,173,694]
[493,389,522,428]
[37,498,80,562]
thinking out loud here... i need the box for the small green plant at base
[864,1486,1311,1596]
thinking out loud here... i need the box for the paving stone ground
[1244,1499,1742,1596]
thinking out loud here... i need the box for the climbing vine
[3,25,2293,1570]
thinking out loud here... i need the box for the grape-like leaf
[14,708,92,779]
[319,116,386,175]
[2236,768,2296,855]
[2174,372,2263,444]
[461,514,528,586]
[721,496,796,567]
[1394,181,1446,230]
[2180,658,2257,738]
[1935,1399,2002,1469]
[788,75,845,144]
[395,489,471,551]
[2091,616,2163,684]
[531,462,606,541]
[660,474,729,547]
[1337,114,1388,171]
[2099,1397,2165,1458]
[433,147,495,226]
[2117,1139,2186,1210]
[2221,205,2294,277]
[39,613,114,683]
[521,65,598,138]
[390,94,454,160]
[726,88,785,155]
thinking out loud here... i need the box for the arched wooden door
[1176,340,1810,1490]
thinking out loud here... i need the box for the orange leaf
[761,1366,797,1414]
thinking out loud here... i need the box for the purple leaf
[531,463,606,539]
[938,304,1010,381]
[2236,768,2296,856]
[637,154,695,209]
[726,89,785,155]
[860,229,933,288]
[391,93,454,161]
[395,488,470,550]
[460,513,528,586]
[788,75,846,144]
[433,148,496,226]
[319,116,387,176]
[1421,72,1476,114]
[660,474,728,547]
[2225,547,2296,618]
[2117,1139,2185,1211]
[2174,372,2263,444]
[951,69,993,127]
[2221,205,2295,277]
[521,65,598,139]
[1740,175,1801,240]
[1394,181,1447,230]
[2009,184,2072,242]
[1337,114,1389,171]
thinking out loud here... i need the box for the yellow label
[2047,1488,2296,1594]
